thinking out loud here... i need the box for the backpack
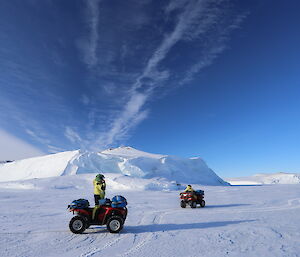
[99,198,112,206]
[111,195,127,208]
[195,190,204,195]
[68,199,90,209]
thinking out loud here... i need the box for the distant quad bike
[67,196,127,234]
[180,190,205,208]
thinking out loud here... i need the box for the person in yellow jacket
[184,184,195,192]
[184,184,197,200]
[93,174,106,205]
[92,173,106,220]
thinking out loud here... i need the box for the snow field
[227,172,300,185]
[0,175,299,257]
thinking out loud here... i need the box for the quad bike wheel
[191,201,197,208]
[180,200,186,208]
[106,216,124,233]
[69,216,87,234]
[200,200,205,207]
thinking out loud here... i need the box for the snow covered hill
[227,172,300,185]
[0,146,228,186]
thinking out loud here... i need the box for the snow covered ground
[0,174,300,257]
[227,172,300,185]
[1,147,299,256]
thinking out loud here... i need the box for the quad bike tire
[180,200,186,208]
[106,216,124,233]
[191,201,197,208]
[200,200,205,207]
[69,216,87,234]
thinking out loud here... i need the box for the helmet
[95,174,105,182]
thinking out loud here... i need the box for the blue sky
[0,0,299,177]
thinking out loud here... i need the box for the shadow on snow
[204,203,251,208]
[123,220,255,234]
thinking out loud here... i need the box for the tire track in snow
[118,210,167,257]
[80,234,130,257]
[78,211,148,257]
[76,209,146,257]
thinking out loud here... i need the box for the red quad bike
[67,196,127,234]
[180,190,205,208]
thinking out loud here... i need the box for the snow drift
[0,146,228,186]
[227,172,300,185]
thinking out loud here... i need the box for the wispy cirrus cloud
[0,78,69,153]
[0,0,248,153]
[92,92,149,148]
[78,0,101,68]
[178,13,248,87]
[81,0,247,150]
[0,1,93,154]
[64,126,88,147]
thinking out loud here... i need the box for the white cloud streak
[80,0,100,68]
[92,1,208,148]
[46,145,65,154]
[92,93,149,149]
[178,13,248,86]
[80,0,247,150]
[96,0,230,147]
[64,126,85,145]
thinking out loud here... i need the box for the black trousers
[94,194,101,205]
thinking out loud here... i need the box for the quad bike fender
[103,208,127,224]
[70,208,90,215]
